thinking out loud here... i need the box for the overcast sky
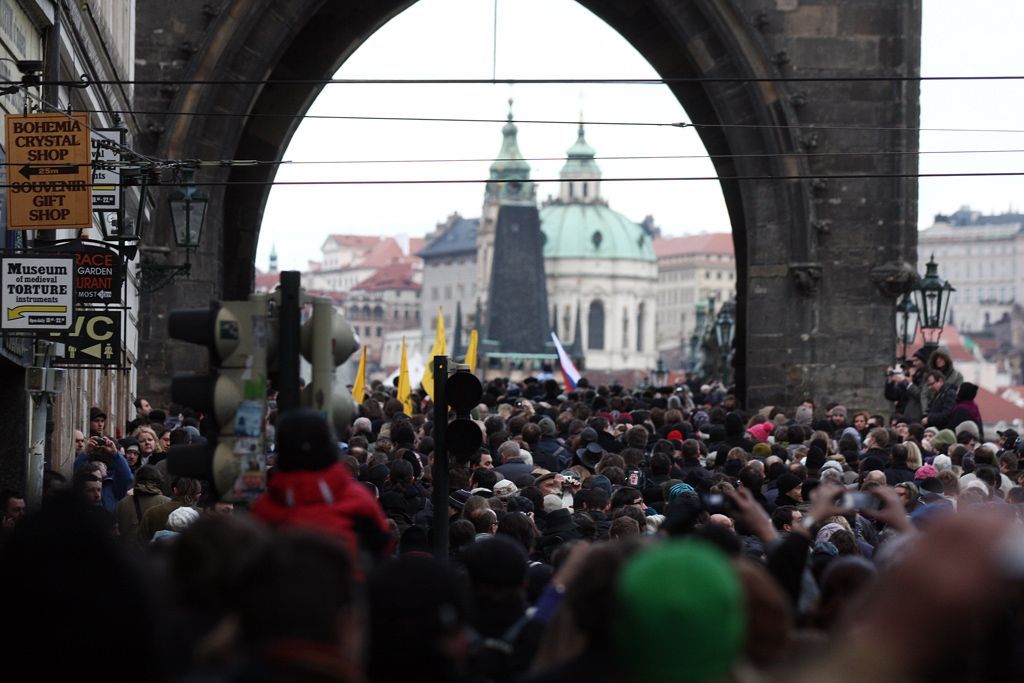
[257,0,1024,273]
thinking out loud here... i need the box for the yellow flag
[351,345,367,404]
[465,329,478,373]
[420,307,447,399]
[398,337,413,415]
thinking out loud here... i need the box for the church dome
[540,203,656,262]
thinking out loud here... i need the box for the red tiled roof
[254,272,279,289]
[304,289,347,304]
[324,234,381,249]
[976,386,1024,425]
[355,239,404,269]
[352,262,420,292]
[653,233,734,257]
[407,237,427,255]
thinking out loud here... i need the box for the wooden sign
[5,112,92,230]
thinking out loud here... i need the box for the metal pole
[431,354,449,560]
[277,271,301,411]
[26,341,62,508]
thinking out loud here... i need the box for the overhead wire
[18,74,1024,86]
[57,107,1024,135]
[9,145,1024,169]
[3,170,1014,190]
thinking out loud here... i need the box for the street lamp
[140,168,209,294]
[714,299,735,386]
[913,254,955,352]
[652,358,668,387]
[167,167,208,249]
[895,292,919,360]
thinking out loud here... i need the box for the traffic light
[444,367,483,463]
[300,295,360,434]
[166,293,269,496]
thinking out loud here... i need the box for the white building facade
[918,206,1022,332]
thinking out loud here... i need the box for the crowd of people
[3,348,1024,682]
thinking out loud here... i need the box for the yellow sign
[5,112,92,230]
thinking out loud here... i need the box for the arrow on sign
[7,305,68,320]
[81,343,102,358]
[18,164,80,179]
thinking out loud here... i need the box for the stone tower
[483,103,550,354]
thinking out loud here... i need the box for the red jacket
[250,463,391,561]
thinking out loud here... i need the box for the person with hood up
[946,382,984,442]
[715,413,758,465]
[114,464,170,549]
[250,408,392,565]
[927,348,964,393]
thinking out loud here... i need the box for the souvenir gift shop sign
[5,112,92,230]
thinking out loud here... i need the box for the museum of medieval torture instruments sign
[5,112,92,230]
[1,256,74,330]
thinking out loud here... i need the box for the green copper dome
[540,203,656,261]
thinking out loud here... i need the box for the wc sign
[48,309,121,366]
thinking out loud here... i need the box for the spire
[269,243,278,273]
[559,117,601,204]
[568,300,584,359]
[487,98,535,206]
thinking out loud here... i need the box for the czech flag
[550,331,581,391]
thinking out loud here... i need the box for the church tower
[557,122,602,205]
[269,243,278,273]
[481,101,549,355]
[476,100,536,312]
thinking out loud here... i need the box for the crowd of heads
[4,362,1024,682]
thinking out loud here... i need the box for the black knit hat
[461,535,527,588]
[273,408,339,472]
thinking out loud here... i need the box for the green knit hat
[931,428,957,455]
[614,540,745,683]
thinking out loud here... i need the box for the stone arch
[136,0,920,410]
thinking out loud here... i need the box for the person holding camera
[884,355,925,423]
[72,434,133,512]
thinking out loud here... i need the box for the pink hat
[914,464,939,480]
[748,421,774,443]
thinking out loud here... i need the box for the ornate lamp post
[140,167,209,293]
[167,168,209,249]
[652,358,668,387]
[912,255,955,355]
[895,292,919,361]
[714,299,735,386]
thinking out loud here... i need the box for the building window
[444,286,452,299]
[373,305,384,320]
[637,302,645,352]
[432,287,439,301]
[587,300,605,350]
[376,326,382,337]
